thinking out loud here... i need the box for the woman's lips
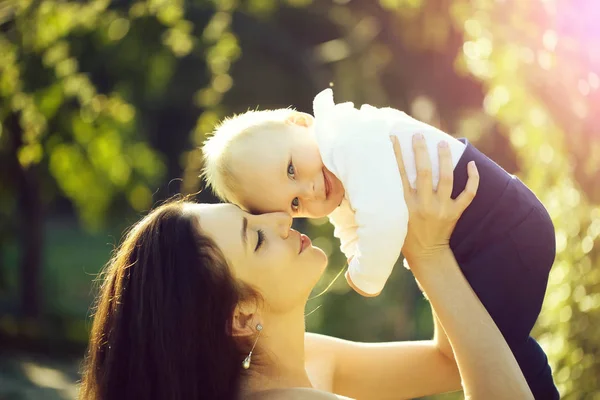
[299,234,312,253]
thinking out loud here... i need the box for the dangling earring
[242,323,263,369]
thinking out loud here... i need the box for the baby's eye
[287,162,295,177]
[291,197,300,211]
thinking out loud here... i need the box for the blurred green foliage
[0,0,599,399]
[0,0,166,225]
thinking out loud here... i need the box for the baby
[202,88,558,399]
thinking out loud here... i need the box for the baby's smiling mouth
[323,169,331,199]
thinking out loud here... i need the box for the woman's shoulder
[304,333,340,391]
[245,387,353,400]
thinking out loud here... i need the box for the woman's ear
[231,302,260,337]
[285,112,314,128]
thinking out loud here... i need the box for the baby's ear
[285,112,314,128]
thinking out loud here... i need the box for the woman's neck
[240,305,312,396]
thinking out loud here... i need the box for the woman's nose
[273,212,292,238]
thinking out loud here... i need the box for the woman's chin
[304,247,328,275]
[316,250,329,273]
[312,245,327,260]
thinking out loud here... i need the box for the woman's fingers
[454,161,479,214]
[390,135,412,202]
[436,141,453,199]
[412,134,433,200]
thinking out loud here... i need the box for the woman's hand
[391,134,479,263]
[390,134,533,399]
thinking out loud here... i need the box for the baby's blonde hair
[201,108,295,203]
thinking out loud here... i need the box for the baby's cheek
[304,201,329,219]
[319,201,337,218]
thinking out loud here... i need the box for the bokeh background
[1,0,599,398]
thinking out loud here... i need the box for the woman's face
[184,203,328,313]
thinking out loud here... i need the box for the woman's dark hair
[80,200,256,400]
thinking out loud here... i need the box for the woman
[79,138,533,399]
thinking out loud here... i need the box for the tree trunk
[7,114,43,319]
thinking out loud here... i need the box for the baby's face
[231,122,345,218]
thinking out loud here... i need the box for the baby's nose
[300,182,317,200]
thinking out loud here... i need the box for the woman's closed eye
[255,229,266,252]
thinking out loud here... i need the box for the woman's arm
[411,272,456,360]
[433,311,455,360]
[306,135,532,400]
[395,134,532,399]
[305,332,461,399]
[410,249,532,399]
